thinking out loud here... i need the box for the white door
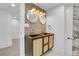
[64,4,73,56]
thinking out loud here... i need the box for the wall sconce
[26,3,46,16]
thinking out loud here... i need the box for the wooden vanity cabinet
[25,34,54,56]
[43,35,54,54]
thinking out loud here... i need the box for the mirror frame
[26,10,37,23]
[39,15,46,24]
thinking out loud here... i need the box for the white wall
[0,11,12,48]
[11,18,20,39]
[46,5,65,55]
[0,10,20,48]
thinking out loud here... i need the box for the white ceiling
[0,3,61,20]
[34,3,60,11]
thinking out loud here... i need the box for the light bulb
[36,10,39,13]
[42,13,45,16]
[31,8,36,12]
[39,11,42,14]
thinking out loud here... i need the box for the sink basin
[29,33,50,37]
[29,34,39,37]
[42,33,50,35]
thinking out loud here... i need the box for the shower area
[72,3,79,56]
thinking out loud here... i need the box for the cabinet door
[33,38,42,56]
[49,36,54,49]
[44,37,48,44]
[44,45,48,53]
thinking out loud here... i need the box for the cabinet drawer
[44,45,48,53]
[44,37,48,44]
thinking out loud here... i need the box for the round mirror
[26,10,37,23]
[39,16,46,24]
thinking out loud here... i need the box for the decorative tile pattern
[72,4,79,56]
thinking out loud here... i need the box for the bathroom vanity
[25,33,54,56]
[25,3,54,56]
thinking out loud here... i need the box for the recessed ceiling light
[11,3,15,7]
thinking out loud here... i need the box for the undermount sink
[42,33,50,35]
[29,33,50,37]
[29,34,40,37]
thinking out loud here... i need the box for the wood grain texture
[33,38,42,56]
[49,36,54,49]
[44,37,48,44]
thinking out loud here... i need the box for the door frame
[64,4,73,56]
[20,3,25,56]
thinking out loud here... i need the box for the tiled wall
[25,16,46,35]
[25,4,46,35]
[72,4,79,56]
